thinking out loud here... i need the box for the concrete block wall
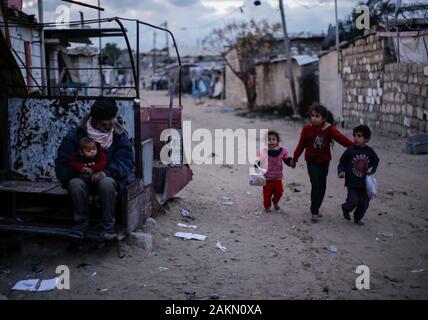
[382,63,428,135]
[342,34,386,131]
[342,34,428,136]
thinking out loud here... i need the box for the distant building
[255,55,319,114]
[224,44,319,113]
[0,1,44,93]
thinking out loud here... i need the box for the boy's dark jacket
[55,115,135,191]
[338,144,380,188]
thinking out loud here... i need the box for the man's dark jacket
[55,115,135,191]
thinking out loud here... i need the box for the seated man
[55,98,135,240]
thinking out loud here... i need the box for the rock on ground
[143,218,159,233]
[128,232,153,251]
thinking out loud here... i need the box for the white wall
[319,50,343,121]
[8,25,42,91]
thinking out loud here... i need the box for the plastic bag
[249,163,267,186]
[249,173,266,186]
[365,175,378,200]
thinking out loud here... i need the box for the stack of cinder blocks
[342,34,385,131]
[341,33,428,136]
[382,63,428,135]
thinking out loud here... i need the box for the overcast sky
[21,0,423,51]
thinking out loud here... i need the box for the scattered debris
[184,291,222,300]
[143,218,159,233]
[327,246,337,254]
[291,225,296,229]
[174,232,207,241]
[410,268,425,273]
[219,106,236,113]
[246,191,251,195]
[12,277,58,292]
[322,287,329,294]
[378,232,394,238]
[241,211,262,219]
[156,267,169,272]
[221,196,234,205]
[216,241,227,252]
[28,263,43,275]
[287,182,302,188]
[293,188,301,193]
[0,265,10,275]
[386,189,394,196]
[91,272,97,277]
[77,263,91,269]
[98,288,109,292]
[384,275,403,283]
[221,164,233,169]
[180,208,192,218]
[177,223,198,229]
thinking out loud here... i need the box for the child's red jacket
[293,122,353,165]
[68,144,107,173]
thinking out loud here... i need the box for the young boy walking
[338,125,380,225]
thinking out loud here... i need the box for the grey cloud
[169,0,200,6]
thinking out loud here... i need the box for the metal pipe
[98,0,103,96]
[38,0,47,95]
[61,0,105,11]
[136,21,140,95]
[10,48,44,95]
[114,18,139,99]
[279,0,298,117]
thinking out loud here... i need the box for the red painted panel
[141,106,183,160]
[165,165,193,200]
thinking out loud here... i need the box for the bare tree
[203,20,281,110]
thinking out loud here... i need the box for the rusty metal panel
[8,97,135,181]
[140,106,182,160]
[165,165,193,201]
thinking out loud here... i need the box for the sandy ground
[1,90,428,300]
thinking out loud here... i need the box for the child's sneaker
[100,231,117,241]
[265,208,272,213]
[311,214,319,222]
[354,220,365,226]
[342,208,351,221]
[274,204,280,211]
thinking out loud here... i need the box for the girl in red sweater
[290,104,353,222]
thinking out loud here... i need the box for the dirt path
[1,90,428,300]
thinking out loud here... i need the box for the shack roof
[256,54,319,66]
[45,28,125,45]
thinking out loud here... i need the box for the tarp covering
[393,35,428,64]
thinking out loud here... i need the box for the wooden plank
[0,180,66,195]
[377,31,428,37]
